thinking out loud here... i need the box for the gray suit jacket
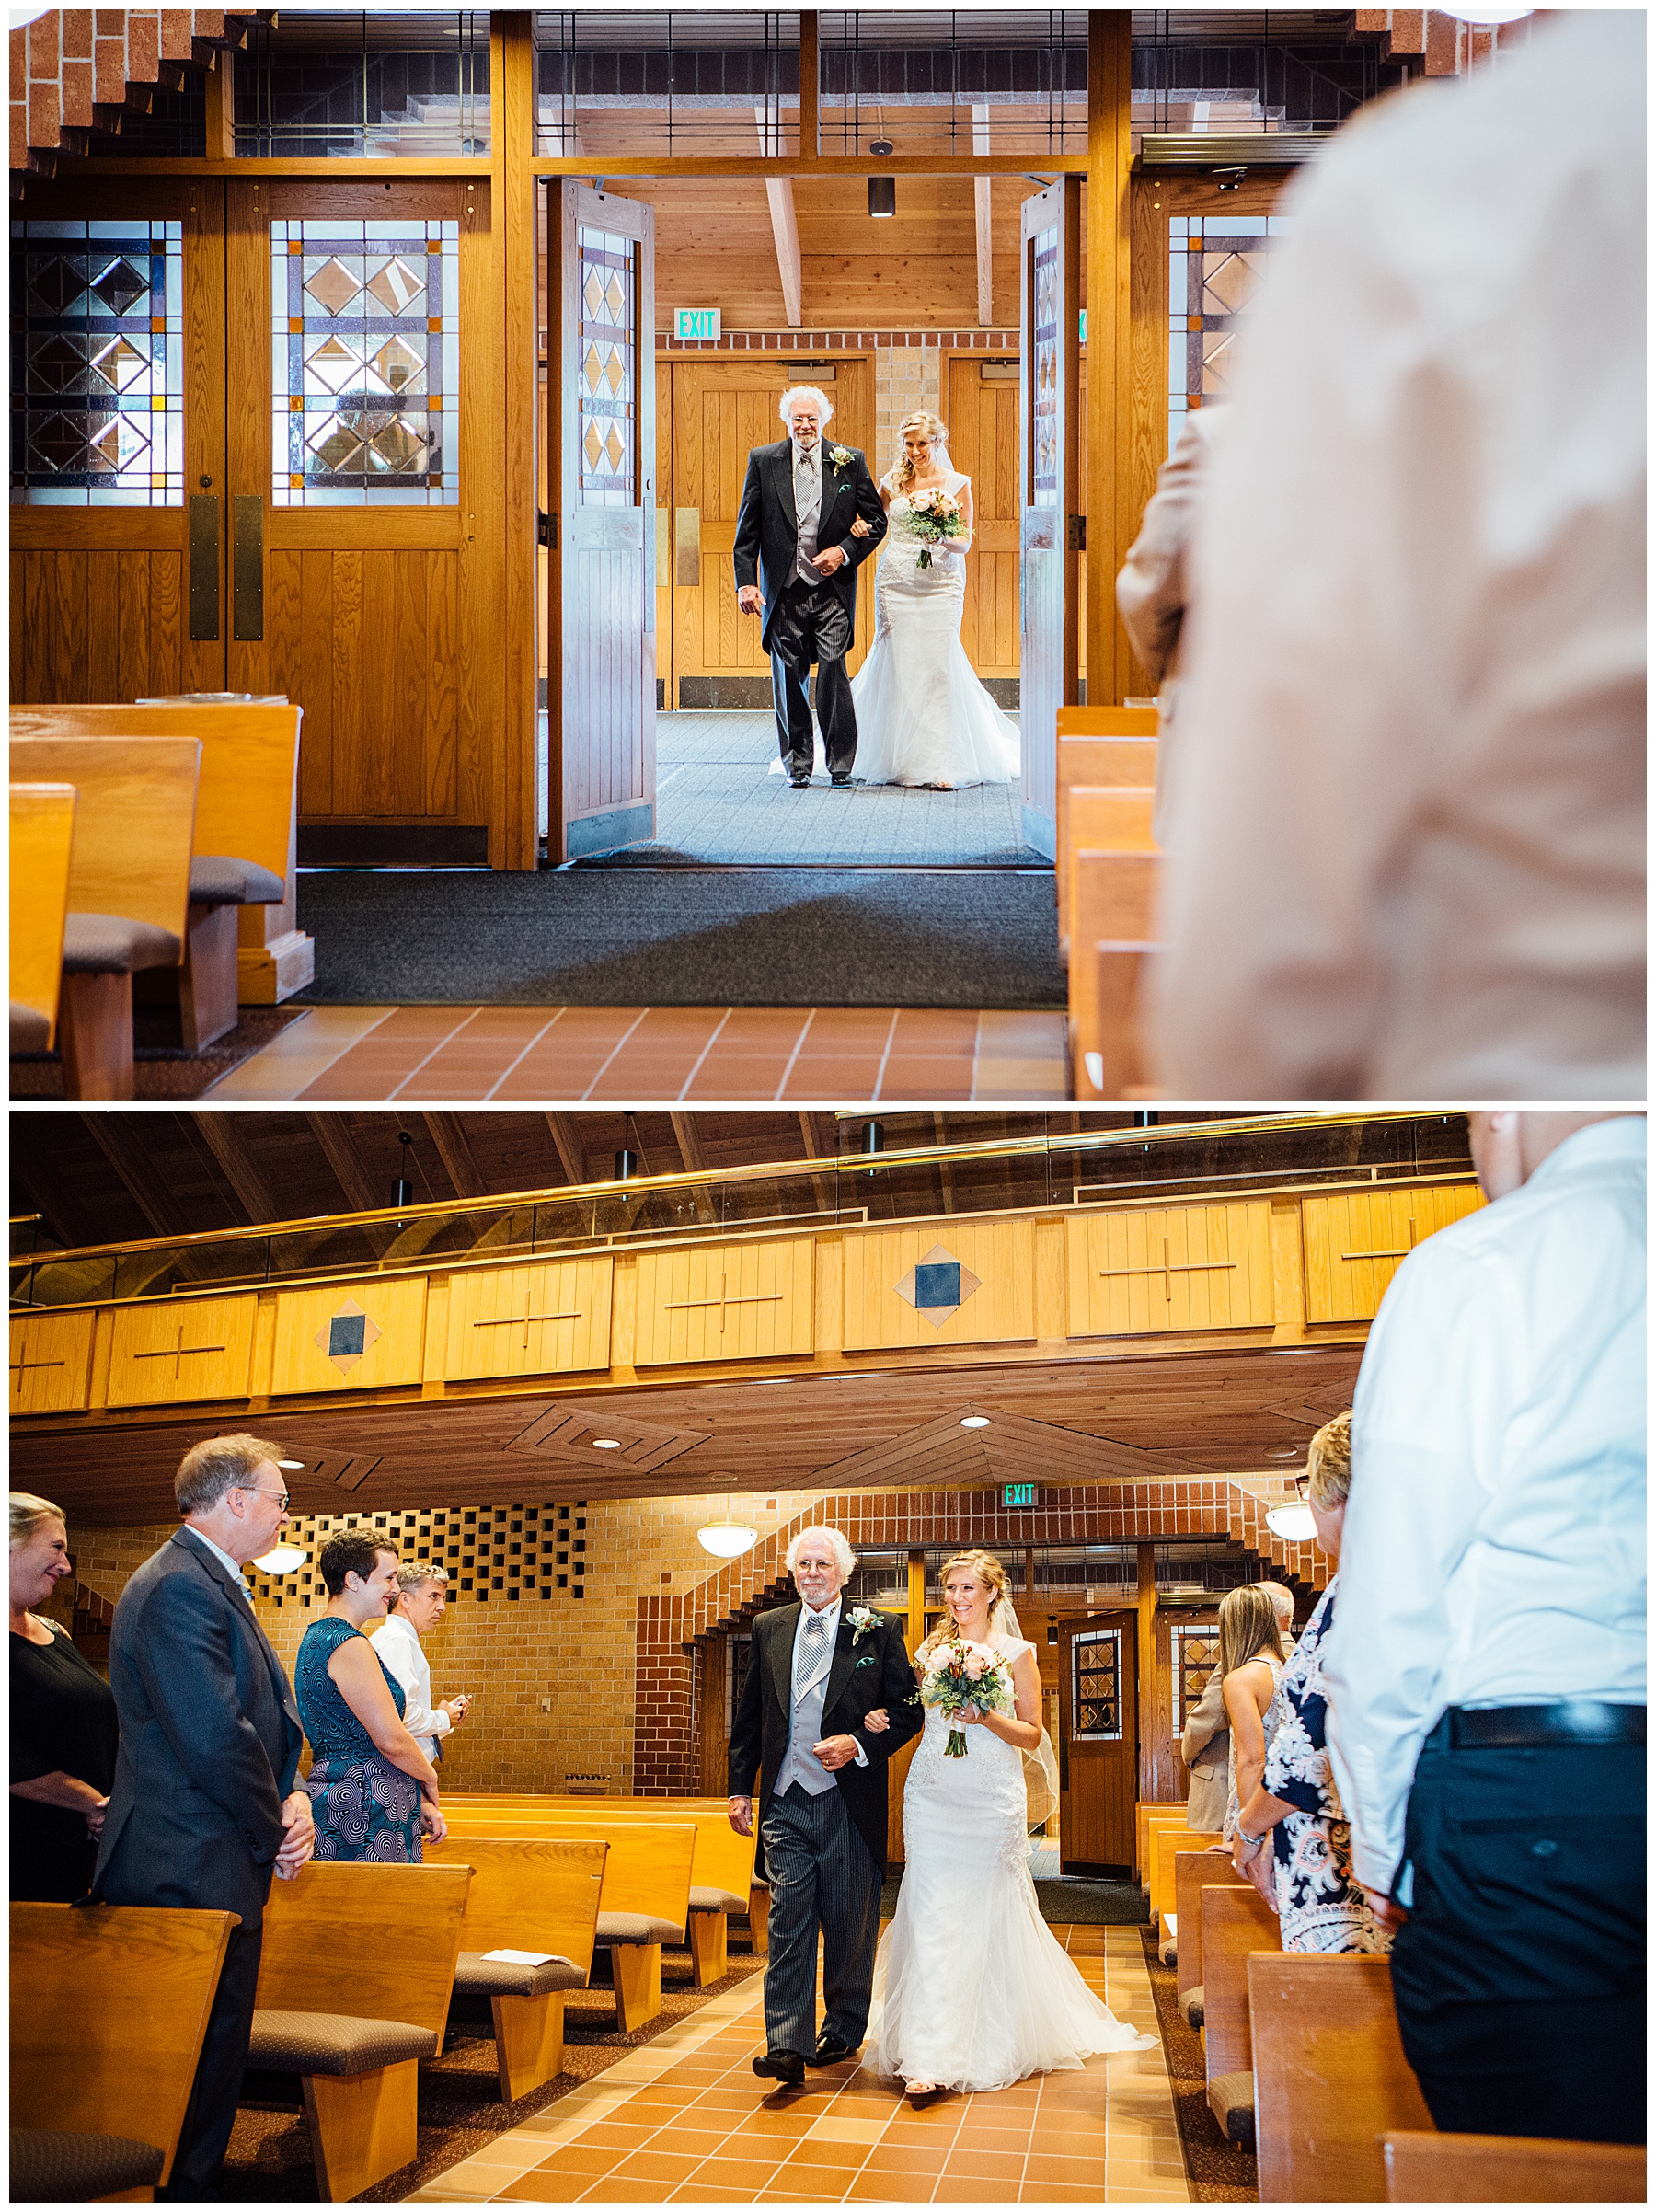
[92,1527,304,1932]
[1179,1667,1231,1835]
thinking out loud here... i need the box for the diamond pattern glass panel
[12,219,183,505]
[1167,213,1292,459]
[576,225,636,509]
[1169,1621,1220,1734]
[271,217,458,505]
[1072,1625,1122,1742]
[1030,225,1060,507]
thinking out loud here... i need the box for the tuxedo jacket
[92,1527,304,1932]
[731,440,887,654]
[728,1601,922,1875]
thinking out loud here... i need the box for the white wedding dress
[849,467,1022,789]
[868,1632,1156,2091]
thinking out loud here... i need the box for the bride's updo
[891,409,949,498]
[917,1547,1010,1657]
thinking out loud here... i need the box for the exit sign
[1003,1483,1038,1508]
[674,307,721,341]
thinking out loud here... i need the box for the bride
[862,1550,1155,2099]
[845,411,1021,789]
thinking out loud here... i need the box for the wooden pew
[1174,1849,1247,2029]
[251,1858,471,2202]
[1200,1881,1282,2147]
[1135,1802,1191,1888]
[422,1836,606,2102]
[11,702,305,1048]
[11,1900,237,2201]
[1071,852,1163,1101]
[8,734,200,1099]
[1055,706,1160,740]
[1153,1825,1221,1953]
[1383,2130,1646,2204]
[439,1809,695,2032]
[10,783,76,1054]
[1056,734,1156,942]
[1061,787,1156,963]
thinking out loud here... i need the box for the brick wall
[10,9,254,172]
[1352,8,1534,75]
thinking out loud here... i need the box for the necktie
[794,1608,830,1706]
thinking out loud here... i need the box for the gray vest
[775,1602,838,1798]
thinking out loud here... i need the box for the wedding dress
[849,467,1022,789]
[868,1630,1156,2091]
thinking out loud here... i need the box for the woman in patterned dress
[1231,1412,1387,1954]
[294,1533,445,1862]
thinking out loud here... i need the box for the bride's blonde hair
[916,1548,1010,1660]
[891,409,948,498]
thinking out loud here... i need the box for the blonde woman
[844,410,1020,788]
[1216,1582,1288,1843]
[862,1550,1153,2099]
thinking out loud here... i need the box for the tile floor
[406,1928,1186,2206]
[208,1006,1071,1103]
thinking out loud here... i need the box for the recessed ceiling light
[960,1415,991,1429]
[277,1459,305,1470]
[592,1438,622,1450]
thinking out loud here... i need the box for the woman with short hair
[1217,1582,1287,1841]
[293,1534,444,1861]
[1231,1412,1387,1953]
[9,1492,119,1901]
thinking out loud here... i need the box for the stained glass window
[11,219,183,506]
[1029,225,1060,507]
[1167,213,1292,457]
[1169,1621,1221,1734]
[270,217,458,506]
[577,226,637,508]
[1072,1625,1122,1742]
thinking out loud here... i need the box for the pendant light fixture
[1265,1473,1317,1543]
[697,1493,758,1559]
[615,1111,642,1181]
[254,1544,308,1575]
[868,176,895,219]
[392,1129,417,1222]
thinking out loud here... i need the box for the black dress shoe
[808,2034,861,2067]
[753,2048,807,2088]
[790,775,812,789]
[831,773,852,787]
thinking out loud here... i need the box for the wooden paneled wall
[13,546,187,704]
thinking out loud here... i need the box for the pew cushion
[1159,1934,1178,1967]
[10,2126,165,2201]
[190,855,286,908]
[1179,1984,1204,2030]
[247,2010,437,2078]
[1208,2070,1255,2149]
[689,1886,749,1917]
[453,1952,586,1999]
[62,914,179,975]
[596,1911,683,1947]
[11,1004,51,1054]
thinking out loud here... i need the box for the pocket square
[854,1653,877,1668]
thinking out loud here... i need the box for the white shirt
[1151,10,1644,1100]
[182,1524,253,1602]
[1322,1118,1646,1895]
[373,1612,452,1756]
[789,438,824,585]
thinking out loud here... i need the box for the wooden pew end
[248,2016,436,2203]
[58,970,136,1100]
[1382,2130,1647,2204]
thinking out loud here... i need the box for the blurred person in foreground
[1151,11,1644,1099]
[1323,1112,1644,2143]
[10,1492,118,1902]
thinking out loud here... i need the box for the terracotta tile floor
[209,1006,1071,1103]
[405,1927,1185,2205]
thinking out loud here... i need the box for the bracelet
[1236,1824,1266,1849]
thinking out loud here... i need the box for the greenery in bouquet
[919,1628,1013,1757]
[907,486,964,568]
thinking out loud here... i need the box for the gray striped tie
[794,1608,830,1706]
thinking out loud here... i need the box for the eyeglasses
[240,1486,290,1511]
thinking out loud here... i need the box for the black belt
[1428,1701,1645,1751]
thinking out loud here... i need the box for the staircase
[10,8,265,175]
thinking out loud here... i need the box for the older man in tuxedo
[733,385,886,787]
[92,1434,312,2199]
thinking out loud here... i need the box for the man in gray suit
[91,1434,314,2199]
[728,1526,922,2086]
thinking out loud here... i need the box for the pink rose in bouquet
[906,486,964,569]
[920,1629,1012,1757]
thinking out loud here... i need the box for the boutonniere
[828,444,853,469]
[847,1605,880,1644]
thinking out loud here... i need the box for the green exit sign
[673,307,721,341]
[1003,1483,1038,1508]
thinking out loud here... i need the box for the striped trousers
[760,1780,882,2056]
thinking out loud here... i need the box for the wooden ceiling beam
[77,1112,192,1238]
[194,1115,278,1227]
[304,1112,381,1214]
[544,1112,588,1187]
[972,103,994,323]
[669,1113,707,1174]
[422,1112,489,1201]
[9,1155,105,1252]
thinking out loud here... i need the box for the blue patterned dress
[295,1616,424,1863]
[1260,1579,1387,1953]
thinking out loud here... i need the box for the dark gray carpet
[294,869,1064,1008]
[881,1871,1148,1925]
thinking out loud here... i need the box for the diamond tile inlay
[314,1298,383,1375]
[894,1242,983,1328]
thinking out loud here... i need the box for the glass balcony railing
[8,1110,1473,1311]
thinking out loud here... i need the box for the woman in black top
[10,1492,119,1902]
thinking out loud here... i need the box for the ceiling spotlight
[868,177,896,219]
[592,1437,622,1450]
[960,1415,991,1429]
[254,1544,308,1575]
[277,1458,305,1471]
[1265,1503,1317,1542]
[869,136,893,156]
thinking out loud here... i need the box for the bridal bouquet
[919,1629,1014,1757]
[907,486,964,569]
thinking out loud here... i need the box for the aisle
[406,1926,1186,2205]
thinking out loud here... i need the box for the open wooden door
[547,182,657,859]
[1057,1607,1138,1875]
[1018,174,1082,859]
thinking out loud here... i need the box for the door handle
[673,505,701,588]
[232,494,264,640]
[188,492,219,640]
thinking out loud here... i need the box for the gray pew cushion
[1207,2070,1255,2149]
[190,855,285,907]
[10,1004,51,1054]
[454,1951,586,1999]
[247,2010,437,2077]
[1179,1983,1204,2030]
[10,2127,164,2203]
[595,1910,683,1947]
[688,1885,748,1917]
[1158,1933,1178,1967]
[62,914,179,975]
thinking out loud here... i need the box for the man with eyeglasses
[91,1433,314,2200]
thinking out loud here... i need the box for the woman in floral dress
[1231,1412,1387,1953]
